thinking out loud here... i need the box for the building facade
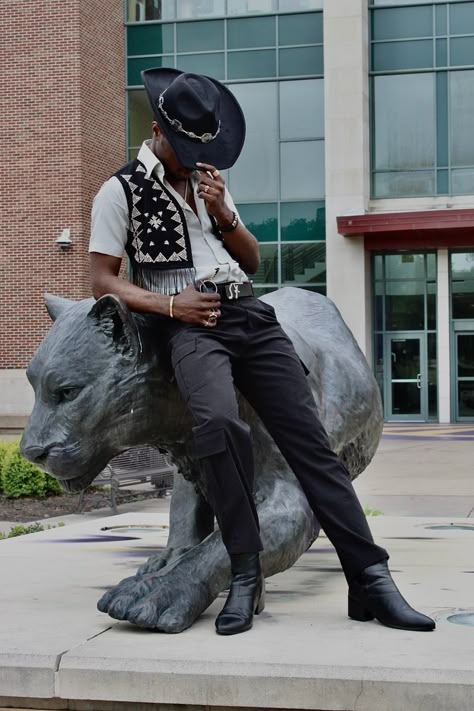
[1,0,473,425]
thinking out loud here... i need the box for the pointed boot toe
[348,560,435,632]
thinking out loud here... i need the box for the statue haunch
[21,287,383,633]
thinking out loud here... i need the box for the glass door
[385,334,427,420]
[455,333,474,420]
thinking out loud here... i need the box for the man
[89,68,435,636]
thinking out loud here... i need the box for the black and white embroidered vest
[115,159,196,295]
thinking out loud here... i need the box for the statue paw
[137,546,192,575]
[98,562,212,632]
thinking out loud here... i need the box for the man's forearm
[92,271,171,316]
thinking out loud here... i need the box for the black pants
[168,296,387,583]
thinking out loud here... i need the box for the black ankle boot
[348,560,435,631]
[215,553,265,636]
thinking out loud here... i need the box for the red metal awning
[337,208,474,250]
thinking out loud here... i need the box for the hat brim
[141,67,246,170]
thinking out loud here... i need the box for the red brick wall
[0,0,125,368]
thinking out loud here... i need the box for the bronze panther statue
[21,287,383,633]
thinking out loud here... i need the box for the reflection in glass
[427,253,436,280]
[450,71,474,167]
[372,6,432,41]
[254,244,279,284]
[458,335,474,377]
[427,282,437,330]
[373,74,435,171]
[451,251,474,319]
[373,171,435,198]
[451,169,474,196]
[458,382,474,417]
[450,2,474,36]
[128,56,174,85]
[227,17,275,49]
[281,202,325,241]
[176,0,225,19]
[391,338,420,379]
[278,13,323,45]
[385,253,425,280]
[282,243,326,284]
[375,333,384,400]
[278,0,323,10]
[280,79,324,140]
[375,282,384,331]
[392,382,421,415]
[228,0,277,14]
[386,281,425,330]
[373,40,433,72]
[280,141,325,200]
[127,0,175,22]
[228,49,276,79]
[128,90,154,147]
[227,83,278,201]
[279,46,324,77]
[177,20,224,52]
[127,24,174,55]
[236,203,278,242]
[428,333,438,418]
[176,53,225,78]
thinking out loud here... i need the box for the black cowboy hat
[141,67,246,170]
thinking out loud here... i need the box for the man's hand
[196,162,234,227]
[173,284,221,327]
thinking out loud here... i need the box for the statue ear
[45,293,75,322]
[88,294,139,358]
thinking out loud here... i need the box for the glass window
[374,255,383,280]
[176,0,225,19]
[128,89,154,146]
[386,281,425,330]
[128,24,174,55]
[457,335,474,377]
[227,17,276,49]
[451,251,474,319]
[278,13,323,46]
[176,52,225,78]
[427,282,437,330]
[280,141,325,200]
[435,38,447,67]
[236,203,278,242]
[375,282,384,330]
[427,253,437,280]
[282,243,326,283]
[281,201,325,241]
[254,243,279,284]
[372,6,432,41]
[128,56,174,86]
[373,171,435,198]
[177,20,224,52]
[280,79,324,139]
[228,49,277,79]
[385,254,426,280]
[373,74,435,172]
[458,382,474,417]
[127,0,175,22]
[279,46,324,76]
[451,169,474,195]
[435,4,447,35]
[227,82,279,201]
[450,2,474,36]
[428,333,438,418]
[450,71,474,167]
[278,0,323,9]
[450,37,474,66]
[372,40,433,72]
[228,0,277,14]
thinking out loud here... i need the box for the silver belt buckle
[225,282,242,300]
[199,279,218,294]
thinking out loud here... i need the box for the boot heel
[255,579,265,615]
[348,595,375,622]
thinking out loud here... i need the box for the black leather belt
[199,280,254,301]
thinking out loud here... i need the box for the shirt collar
[137,140,165,180]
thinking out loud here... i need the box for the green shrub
[0,521,65,539]
[0,440,17,493]
[1,442,63,498]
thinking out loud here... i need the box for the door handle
[416,373,421,389]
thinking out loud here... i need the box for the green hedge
[0,440,63,498]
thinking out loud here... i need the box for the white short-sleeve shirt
[89,140,248,285]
